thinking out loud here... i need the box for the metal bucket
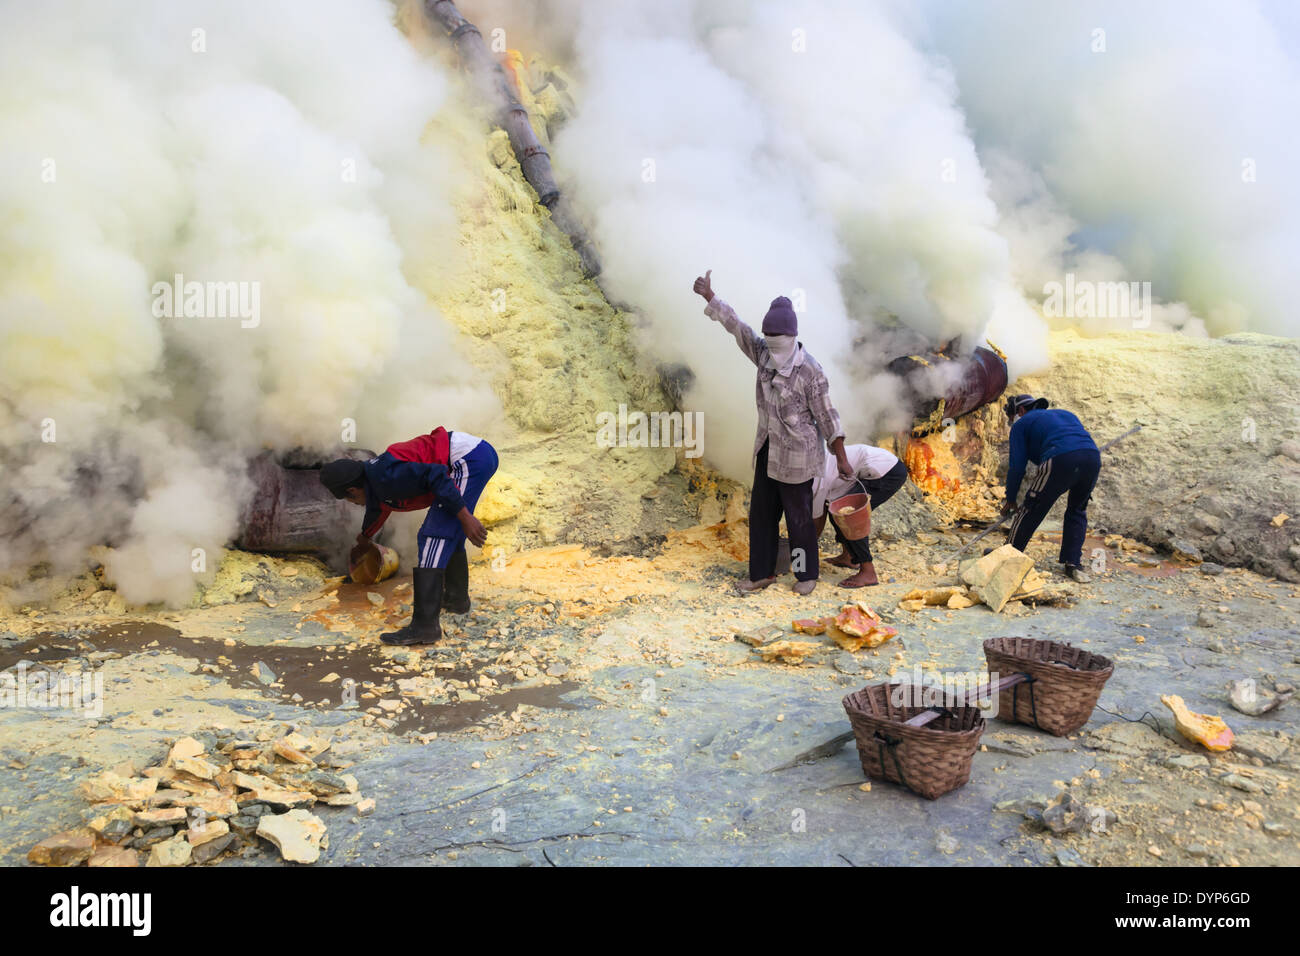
[349,543,399,586]
[830,479,872,541]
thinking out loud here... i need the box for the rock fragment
[28,831,96,867]
[256,809,327,864]
[146,834,192,867]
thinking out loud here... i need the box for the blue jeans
[416,441,498,569]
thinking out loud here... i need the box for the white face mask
[765,334,798,373]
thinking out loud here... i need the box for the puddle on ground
[301,574,412,634]
[2,621,580,734]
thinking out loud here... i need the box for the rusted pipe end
[426,0,468,33]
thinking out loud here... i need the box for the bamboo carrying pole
[901,673,1026,727]
[423,0,601,277]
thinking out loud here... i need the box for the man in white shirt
[812,443,911,587]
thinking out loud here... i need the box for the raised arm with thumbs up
[693,269,714,303]
[692,269,847,597]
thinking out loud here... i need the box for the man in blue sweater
[1002,395,1100,583]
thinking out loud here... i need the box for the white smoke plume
[0,0,499,604]
[5,0,1298,601]
[471,0,1053,480]
[920,0,1300,338]
[467,0,1298,481]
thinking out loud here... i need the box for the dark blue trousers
[1007,447,1101,567]
[831,460,909,563]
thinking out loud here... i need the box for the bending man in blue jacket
[319,427,495,646]
[1002,395,1100,583]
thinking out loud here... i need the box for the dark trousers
[1007,448,1101,567]
[750,441,818,582]
[830,460,909,563]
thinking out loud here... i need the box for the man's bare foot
[792,579,817,595]
[826,551,858,569]
[735,577,776,594]
[839,562,879,588]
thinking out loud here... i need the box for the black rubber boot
[1060,563,1092,584]
[443,549,470,614]
[381,567,443,645]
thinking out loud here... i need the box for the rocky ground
[3,507,1297,867]
[1018,329,1300,583]
[6,31,1298,869]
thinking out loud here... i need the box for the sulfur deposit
[392,43,707,566]
[1017,330,1300,581]
[896,413,1005,524]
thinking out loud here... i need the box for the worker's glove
[1000,500,1016,517]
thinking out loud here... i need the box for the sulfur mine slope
[2,33,1298,871]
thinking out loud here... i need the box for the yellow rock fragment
[830,604,897,650]
[1161,694,1234,752]
[756,640,820,664]
[961,545,1034,613]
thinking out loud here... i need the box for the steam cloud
[0,0,498,604]
[3,0,1297,601]
[475,0,1299,478]
[926,0,1300,338]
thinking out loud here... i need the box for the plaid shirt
[705,297,845,484]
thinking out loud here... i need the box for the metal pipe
[889,345,1009,435]
[941,346,1008,421]
[237,454,359,555]
[423,0,601,277]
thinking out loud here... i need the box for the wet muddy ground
[0,621,580,738]
[2,527,1297,867]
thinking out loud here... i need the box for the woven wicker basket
[983,637,1114,736]
[841,682,986,799]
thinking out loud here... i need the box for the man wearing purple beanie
[693,269,853,595]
